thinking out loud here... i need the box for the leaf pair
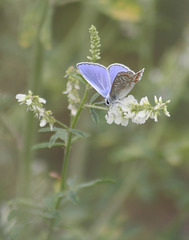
[33,127,89,150]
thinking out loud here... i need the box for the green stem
[47,87,89,240]
[19,0,49,197]
[84,104,107,111]
[60,87,89,201]
[55,120,69,130]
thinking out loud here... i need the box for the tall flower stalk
[47,25,101,240]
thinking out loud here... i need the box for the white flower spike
[16,90,55,130]
[105,95,170,126]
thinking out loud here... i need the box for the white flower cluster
[105,95,170,126]
[63,67,80,116]
[16,90,55,130]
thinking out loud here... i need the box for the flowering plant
[14,25,170,240]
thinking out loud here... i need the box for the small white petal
[154,96,158,104]
[39,97,46,104]
[105,114,114,124]
[40,119,47,127]
[159,96,162,103]
[75,83,80,89]
[132,110,149,124]
[164,109,170,117]
[26,99,32,106]
[150,112,159,122]
[140,96,149,105]
[120,118,129,126]
[16,94,26,102]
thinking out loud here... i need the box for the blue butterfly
[77,62,144,105]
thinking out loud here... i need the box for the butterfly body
[77,62,144,106]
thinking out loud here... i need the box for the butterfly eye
[105,99,110,106]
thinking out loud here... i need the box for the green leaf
[10,222,31,240]
[66,190,79,204]
[67,178,76,188]
[71,135,84,144]
[71,73,87,85]
[90,92,100,104]
[8,209,23,221]
[32,142,64,150]
[49,130,67,148]
[57,191,66,199]
[77,179,115,189]
[39,127,64,132]
[68,128,89,138]
[89,108,99,124]
[9,198,42,210]
[43,193,60,211]
[42,210,59,220]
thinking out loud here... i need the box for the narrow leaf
[49,130,67,148]
[10,222,32,240]
[66,190,79,204]
[77,179,115,189]
[32,142,65,150]
[42,210,59,220]
[68,128,89,138]
[90,92,100,104]
[71,73,87,85]
[39,127,64,132]
[89,108,99,124]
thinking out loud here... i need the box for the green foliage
[1,0,189,240]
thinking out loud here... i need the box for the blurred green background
[0,0,189,239]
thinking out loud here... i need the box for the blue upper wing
[108,63,134,85]
[77,62,111,98]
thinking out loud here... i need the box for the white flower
[16,90,55,129]
[16,94,26,103]
[119,116,129,126]
[40,119,47,127]
[36,106,45,116]
[64,67,81,116]
[105,114,114,124]
[150,112,159,122]
[132,110,150,124]
[140,96,150,105]
[75,83,80,90]
[39,97,46,104]
[105,96,137,126]
[154,95,158,104]
[26,99,32,106]
[63,82,72,94]
[163,108,170,117]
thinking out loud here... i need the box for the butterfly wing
[109,68,145,101]
[108,63,133,85]
[77,62,111,98]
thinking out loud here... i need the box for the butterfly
[77,62,145,105]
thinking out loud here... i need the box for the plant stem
[47,87,89,240]
[84,104,107,111]
[59,87,89,201]
[55,120,69,129]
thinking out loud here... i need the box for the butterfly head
[105,98,111,106]
[105,95,117,106]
